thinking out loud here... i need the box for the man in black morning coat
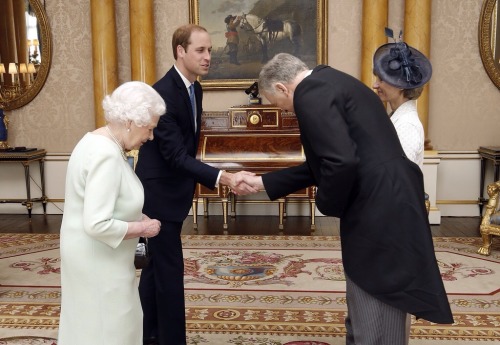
[239,53,454,345]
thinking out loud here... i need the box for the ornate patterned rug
[0,234,498,344]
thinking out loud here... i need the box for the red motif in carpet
[10,258,60,275]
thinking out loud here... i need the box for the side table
[478,146,500,215]
[0,149,48,217]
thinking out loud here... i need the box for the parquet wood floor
[0,214,481,237]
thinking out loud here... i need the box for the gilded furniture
[193,106,316,234]
[0,149,47,217]
[478,146,500,215]
[478,180,500,255]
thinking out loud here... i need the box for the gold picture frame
[189,0,328,90]
[479,0,500,90]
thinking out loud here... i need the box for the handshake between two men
[219,171,264,196]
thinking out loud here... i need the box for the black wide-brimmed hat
[224,15,236,24]
[373,41,432,89]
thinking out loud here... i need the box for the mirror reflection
[0,0,52,110]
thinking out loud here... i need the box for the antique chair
[477,180,500,256]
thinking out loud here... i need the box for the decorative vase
[0,109,10,150]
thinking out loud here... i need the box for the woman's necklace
[105,125,127,161]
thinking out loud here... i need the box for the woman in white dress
[372,32,432,169]
[58,81,166,345]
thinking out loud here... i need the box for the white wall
[0,151,487,225]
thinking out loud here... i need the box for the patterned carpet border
[0,234,499,344]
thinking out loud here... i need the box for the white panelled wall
[0,151,489,224]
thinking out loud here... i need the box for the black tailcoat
[262,65,453,324]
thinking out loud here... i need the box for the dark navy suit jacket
[136,66,219,222]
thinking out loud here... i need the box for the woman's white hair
[102,81,166,127]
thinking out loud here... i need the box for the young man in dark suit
[135,24,256,345]
[239,53,453,345]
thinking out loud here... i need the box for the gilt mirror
[0,0,52,110]
[479,0,500,89]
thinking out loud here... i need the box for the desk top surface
[0,149,46,161]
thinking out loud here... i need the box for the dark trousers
[139,220,185,345]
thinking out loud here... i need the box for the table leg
[21,162,32,218]
[39,159,47,214]
[479,157,486,215]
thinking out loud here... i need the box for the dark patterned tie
[189,84,196,131]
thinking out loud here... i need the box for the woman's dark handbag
[134,237,150,269]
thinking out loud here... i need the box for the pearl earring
[127,128,130,132]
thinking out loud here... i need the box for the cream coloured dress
[58,133,143,345]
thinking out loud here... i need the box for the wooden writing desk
[193,106,316,234]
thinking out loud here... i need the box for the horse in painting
[239,13,302,62]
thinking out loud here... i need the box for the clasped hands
[220,170,264,195]
[140,214,161,238]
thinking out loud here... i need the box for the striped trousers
[345,275,411,345]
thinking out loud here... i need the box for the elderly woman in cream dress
[58,81,165,345]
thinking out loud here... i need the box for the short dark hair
[171,24,208,60]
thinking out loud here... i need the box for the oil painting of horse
[239,13,302,62]
[190,0,327,90]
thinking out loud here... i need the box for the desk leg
[278,198,285,233]
[230,193,236,218]
[39,159,47,214]
[21,162,32,218]
[222,186,229,234]
[192,198,198,230]
[479,157,486,215]
[495,163,499,182]
[310,187,317,233]
[203,198,208,217]
[310,200,316,232]
[222,198,229,234]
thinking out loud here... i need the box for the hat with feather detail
[373,28,432,89]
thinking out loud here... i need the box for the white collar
[174,64,192,90]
